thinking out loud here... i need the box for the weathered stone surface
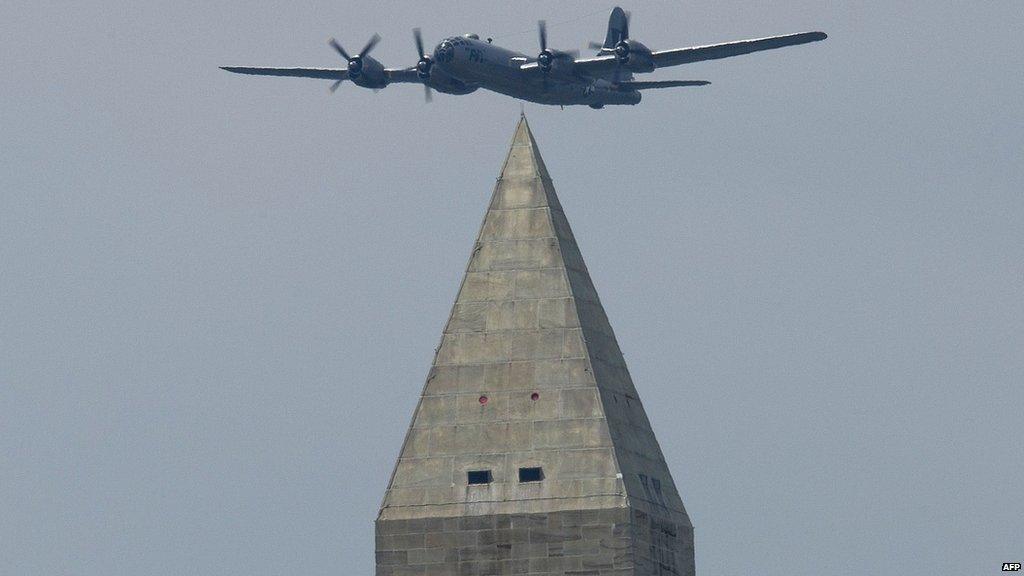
[377,116,694,575]
[376,509,693,576]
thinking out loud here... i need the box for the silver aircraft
[222,7,826,109]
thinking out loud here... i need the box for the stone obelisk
[376,116,695,576]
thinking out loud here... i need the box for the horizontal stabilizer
[618,80,710,90]
[220,66,347,79]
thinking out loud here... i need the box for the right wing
[651,31,827,68]
[220,67,347,79]
[220,66,425,84]
[382,68,424,83]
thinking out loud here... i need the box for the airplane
[221,7,826,109]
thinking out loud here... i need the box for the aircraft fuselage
[431,35,641,107]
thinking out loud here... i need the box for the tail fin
[603,7,629,49]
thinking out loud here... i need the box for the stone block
[392,457,453,488]
[424,366,459,395]
[532,419,610,450]
[510,329,565,361]
[513,269,569,299]
[458,271,516,302]
[456,392,509,424]
[413,396,456,428]
[470,239,559,272]
[560,388,602,419]
[562,328,588,359]
[537,297,579,329]
[512,300,539,330]
[491,176,546,209]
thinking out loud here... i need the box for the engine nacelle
[613,39,655,73]
[538,50,575,74]
[349,56,388,89]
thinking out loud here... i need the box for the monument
[375,116,695,575]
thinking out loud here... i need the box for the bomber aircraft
[222,7,826,109]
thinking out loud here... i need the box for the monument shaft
[376,117,694,575]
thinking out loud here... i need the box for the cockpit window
[436,40,455,63]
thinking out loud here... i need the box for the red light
[479,395,488,404]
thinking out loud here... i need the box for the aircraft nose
[434,39,454,65]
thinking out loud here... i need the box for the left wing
[529,31,826,77]
[650,31,826,68]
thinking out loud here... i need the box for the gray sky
[1,1,1021,574]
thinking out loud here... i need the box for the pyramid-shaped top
[378,116,691,529]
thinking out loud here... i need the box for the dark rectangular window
[467,470,492,485]
[639,473,655,501]
[652,477,667,506]
[518,467,543,482]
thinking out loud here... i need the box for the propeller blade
[329,78,344,93]
[538,20,547,52]
[423,84,433,103]
[328,38,350,60]
[622,11,631,39]
[413,28,425,58]
[359,33,381,57]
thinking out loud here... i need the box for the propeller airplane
[222,7,826,109]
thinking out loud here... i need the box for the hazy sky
[2,1,1022,575]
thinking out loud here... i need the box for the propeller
[537,20,577,73]
[328,33,380,81]
[614,42,630,62]
[536,20,577,90]
[413,28,433,103]
[537,20,553,71]
[610,10,632,84]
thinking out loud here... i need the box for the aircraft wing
[220,66,424,84]
[650,31,826,67]
[220,67,347,79]
[383,68,424,83]
[565,31,826,76]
